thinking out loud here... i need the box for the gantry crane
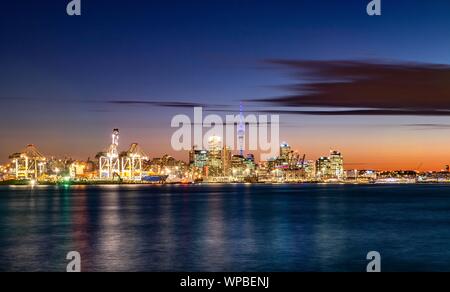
[9,145,46,180]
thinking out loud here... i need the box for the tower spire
[238,102,245,156]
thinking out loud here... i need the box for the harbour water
[1,184,450,272]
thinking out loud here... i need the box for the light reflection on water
[1,184,450,271]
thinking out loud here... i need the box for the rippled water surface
[1,184,450,272]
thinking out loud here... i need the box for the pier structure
[9,145,46,180]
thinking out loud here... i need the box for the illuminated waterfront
[2,184,450,272]
[1,129,449,185]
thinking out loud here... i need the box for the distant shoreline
[1,180,450,186]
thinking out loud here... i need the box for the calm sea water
[1,184,450,272]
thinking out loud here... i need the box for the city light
[0,129,449,185]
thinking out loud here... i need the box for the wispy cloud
[106,100,240,114]
[107,100,210,108]
[251,60,450,116]
[255,109,450,116]
[402,124,450,130]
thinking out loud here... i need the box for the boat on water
[142,175,169,184]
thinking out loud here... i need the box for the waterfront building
[189,146,198,166]
[190,150,208,169]
[207,136,223,178]
[266,157,278,172]
[280,143,292,160]
[69,159,97,180]
[189,148,209,178]
[222,146,232,177]
[376,170,417,184]
[303,160,316,180]
[0,165,5,181]
[46,157,73,177]
[244,154,257,178]
[316,156,331,180]
[346,169,377,183]
[231,155,246,181]
[208,135,222,152]
[275,142,302,171]
[148,155,188,183]
[256,161,271,182]
[422,170,450,183]
[315,151,345,181]
[329,150,345,179]
[70,161,87,179]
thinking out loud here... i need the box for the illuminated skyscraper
[316,156,331,180]
[280,143,292,160]
[192,150,208,169]
[315,151,344,180]
[189,146,197,166]
[208,135,222,152]
[207,136,223,177]
[304,160,316,180]
[231,154,246,180]
[278,142,300,170]
[244,154,256,177]
[222,146,232,177]
[329,150,344,179]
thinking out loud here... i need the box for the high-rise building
[315,151,344,180]
[316,156,331,179]
[208,136,222,153]
[244,154,256,176]
[189,146,197,166]
[191,150,208,169]
[280,143,292,160]
[304,160,316,180]
[231,155,246,180]
[222,146,232,177]
[277,142,301,170]
[329,150,344,179]
[207,136,223,177]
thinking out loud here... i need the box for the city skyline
[1,130,449,173]
[2,127,448,186]
[1,1,450,170]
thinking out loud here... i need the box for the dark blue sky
[1,0,450,169]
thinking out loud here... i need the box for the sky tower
[238,102,245,156]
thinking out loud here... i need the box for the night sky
[1,0,450,170]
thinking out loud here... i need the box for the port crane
[98,129,148,181]
[9,145,46,180]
